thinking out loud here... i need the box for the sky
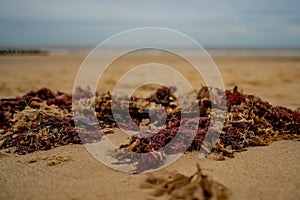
[0,0,299,48]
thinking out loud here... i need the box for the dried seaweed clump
[116,86,299,171]
[141,165,228,200]
[0,86,299,160]
[0,87,120,154]
[121,86,299,155]
[0,88,80,154]
[222,86,300,149]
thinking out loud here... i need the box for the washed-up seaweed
[141,165,228,200]
[115,86,299,171]
[0,88,106,154]
[0,86,299,163]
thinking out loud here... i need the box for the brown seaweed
[120,86,299,156]
[0,88,103,154]
[141,165,228,200]
[0,86,299,163]
[115,86,299,172]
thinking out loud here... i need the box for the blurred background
[0,0,299,110]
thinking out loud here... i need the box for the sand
[0,54,299,199]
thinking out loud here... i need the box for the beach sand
[0,54,299,199]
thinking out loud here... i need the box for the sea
[1,46,300,57]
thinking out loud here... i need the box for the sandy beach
[0,54,299,200]
[1,55,299,109]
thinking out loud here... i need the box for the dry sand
[0,54,299,200]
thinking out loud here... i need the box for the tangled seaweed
[0,86,299,172]
[0,88,104,154]
[141,165,228,200]
[113,86,299,172]
[119,86,299,158]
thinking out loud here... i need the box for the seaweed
[0,86,299,163]
[114,86,299,172]
[141,165,228,200]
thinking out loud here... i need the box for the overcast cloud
[0,0,299,47]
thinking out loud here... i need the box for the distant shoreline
[0,46,300,57]
[0,48,48,56]
[43,46,300,57]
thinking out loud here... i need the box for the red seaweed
[0,85,299,171]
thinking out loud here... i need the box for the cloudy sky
[0,0,299,47]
